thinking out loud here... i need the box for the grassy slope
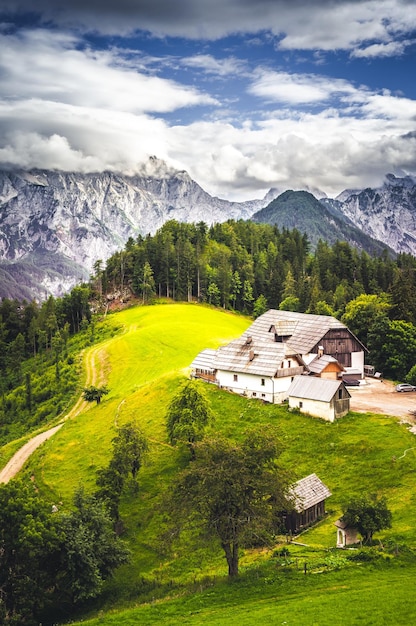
[21,303,416,624]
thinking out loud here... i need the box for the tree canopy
[165,379,213,455]
[82,385,109,405]
[168,426,288,577]
[341,495,392,544]
[96,421,149,521]
[0,480,128,625]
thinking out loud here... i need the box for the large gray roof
[244,309,348,355]
[288,473,332,513]
[214,336,292,376]
[287,375,350,402]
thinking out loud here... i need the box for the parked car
[395,383,416,392]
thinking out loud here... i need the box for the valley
[1,303,416,625]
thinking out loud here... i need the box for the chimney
[318,345,324,357]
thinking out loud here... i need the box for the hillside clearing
[3,303,416,625]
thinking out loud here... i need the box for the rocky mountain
[0,159,267,300]
[333,173,416,256]
[1,160,415,302]
[251,190,394,256]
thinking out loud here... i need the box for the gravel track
[0,344,105,484]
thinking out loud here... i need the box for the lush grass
[15,302,416,625]
[66,559,416,625]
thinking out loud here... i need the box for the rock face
[334,174,416,256]
[0,159,267,300]
[1,160,416,301]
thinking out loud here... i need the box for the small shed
[190,349,217,383]
[284,473,332,534]
[335,519,359,547]
[287,375,350,421]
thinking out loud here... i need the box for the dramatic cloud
[0,0,416,199]
[3,0,416,48]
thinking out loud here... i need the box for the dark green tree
[341,495,392,544]
[166,379,213,456]
[168,427,288,577]
[59,489,129,604]
[0,480,62,625]
[96,422,148,520]
[82,385,109,405]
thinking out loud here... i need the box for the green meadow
[14,303,416,624]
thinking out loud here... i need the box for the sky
[1,0,416,200]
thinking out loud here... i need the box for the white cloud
[0,29,216,114]
[351,40,412,58]
[248,70,358,105]
[181,54,247,77]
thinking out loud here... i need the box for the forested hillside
[2,219,416,451]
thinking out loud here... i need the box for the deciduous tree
[165,380,213,456]
[341,495,392,544]
[168,427,288,577]
[82,385,109,405]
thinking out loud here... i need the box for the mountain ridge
[0,161,415,300]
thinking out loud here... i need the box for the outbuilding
[335,519,359,547]
[287,375,350,422]
[284,473,332,534]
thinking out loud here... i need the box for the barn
[284,473,332,534]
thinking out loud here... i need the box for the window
[299,401,303,408]
[261,393,265,398]
[288,360,291,368]
[253,392,257,397]
[261,378,265,386]
[233,374,238,382]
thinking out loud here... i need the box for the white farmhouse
[206,309,366,404]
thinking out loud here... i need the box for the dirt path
[0,343,105,484]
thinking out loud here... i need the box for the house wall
[289,396,336,422]
[351,350,365,376]
[289,394,350,421]
[216,370,294,403]
[337,526,359,547]
[285,501,327,533]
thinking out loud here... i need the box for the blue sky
[1,0,416,200]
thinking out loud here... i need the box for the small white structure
[287,375,350,422]
[335,519,359,547]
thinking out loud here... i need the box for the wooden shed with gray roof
[284,473,332,534]
[287,375,350,421]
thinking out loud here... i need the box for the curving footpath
[0,343,104,484]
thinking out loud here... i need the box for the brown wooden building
[284,473,332,534]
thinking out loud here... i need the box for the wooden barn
[284,473,332,534]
